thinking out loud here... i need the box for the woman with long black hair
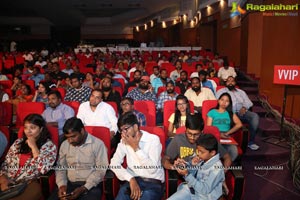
[168,94,191,138]
[207,92,242,161]
[0,114,57,199]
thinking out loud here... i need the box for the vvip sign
[273,65,300,85]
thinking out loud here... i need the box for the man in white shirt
[170,60,182,82]
[217,59,237,85]
[110,112,164,200]
[0,86,9,102]
[77,89,118,139]
[184,77,216,113]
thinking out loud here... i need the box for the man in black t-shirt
[162,114,232,170]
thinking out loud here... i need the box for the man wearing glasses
[110,112,164,200]
[162,113,232,170]
[120,97,146,126]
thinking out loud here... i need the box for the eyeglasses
[119,125,133,133]
[186,131,201,138]
[121,102,131,106]
[177,103,187,107]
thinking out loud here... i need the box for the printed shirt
[0,138,57,182]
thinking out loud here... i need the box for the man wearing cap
[156,81,179,124]
[126,75,157,103]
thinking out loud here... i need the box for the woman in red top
[0,114,57,199]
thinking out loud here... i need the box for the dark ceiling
[0,0,181,26]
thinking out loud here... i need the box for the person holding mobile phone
[49,117,108,200]
[110,112,164,200]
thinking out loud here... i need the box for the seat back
[113,78,125,90]
[216,85,225,92]
[134,101,156,126]
[0,102,13,126]
[16,102,45,127]
[63,101,80,115]
[55,87,66,100]
[0,80,13,89]
[23,80,36,95]
[84,126,111,158]
[203,125,221,141]
[163,100,195,136]
[201,100,218,125]
[106,101,118,117]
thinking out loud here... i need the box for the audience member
[184,77,216,113]
[82,72,99,89]
[77,89,118,139]
[167,134,225,200]
[64,74,92,103]
[72,66,85,81]
[50,62,67,81]
[123,70,142,96]
[176,70,191,94]
[149,65,160,83]
[216,76,259,150]
[217,59,236,85]
[35,56,47,68]
[101,77,121,111]
[157,81,179,125]
[190,64,203,78]
[162,113,232,169]
[170,60,183,82]
[0,85,9,102]
[120,97,146,127]
[110,112,164,200]
[0,114,57,199]
[42,90,75,139]
[199,70,216,95]
[28,66,45,87]
[167,95,190,137]
[50,117,108,200]
[32,82,51,105]
[207,93,243,161]
[152,69,172,93]
[126,76,157,103]
[61,60,74,75]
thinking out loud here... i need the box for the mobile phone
[59,193,72,198]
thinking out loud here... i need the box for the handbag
[0,182,28,200]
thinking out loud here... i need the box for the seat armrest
[226,169,244,200]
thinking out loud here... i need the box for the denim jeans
[167,183,196,200]
[222,144,238,161]
[237,110,259,144]
[116,178,164,200]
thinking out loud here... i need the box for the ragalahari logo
[230,1,246,18]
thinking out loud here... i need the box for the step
[238,80,258,87]
[248,94,260,106]
[258,118,281,136]
[242,140,290,160]
[241,87,259,95]
[252,106,267,117]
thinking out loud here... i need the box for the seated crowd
[0,48,259,199]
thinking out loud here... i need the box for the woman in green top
[207,92,242,161]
